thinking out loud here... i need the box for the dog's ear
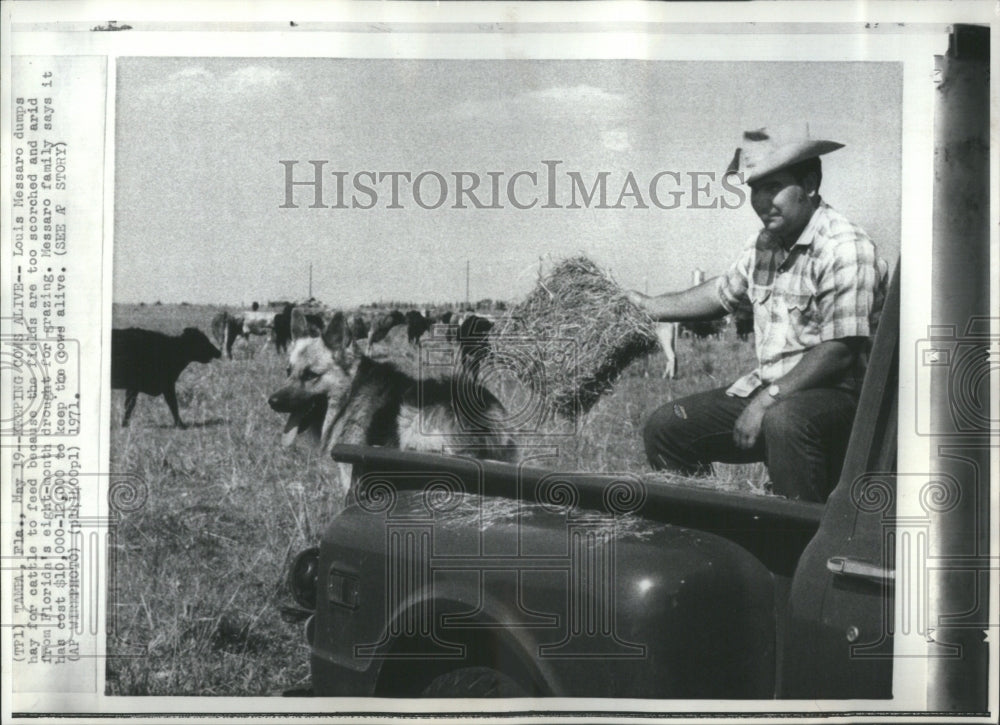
[291,309,311,339]
[322,311,351,353]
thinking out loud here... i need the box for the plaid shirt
[716,200,888,397]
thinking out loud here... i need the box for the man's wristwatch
[766,383,781,399]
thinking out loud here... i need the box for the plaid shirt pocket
[781,290,820,336]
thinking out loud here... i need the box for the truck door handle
[826,556,895,586]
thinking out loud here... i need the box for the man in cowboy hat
[628,125,888,502]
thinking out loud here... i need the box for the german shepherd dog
[268,309,517,495]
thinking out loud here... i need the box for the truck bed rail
[332,444,823,576]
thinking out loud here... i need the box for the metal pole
[465,260,470,308]
[927,24,990,712]
[309,263,313,300]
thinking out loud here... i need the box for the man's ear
[804,171,821,198]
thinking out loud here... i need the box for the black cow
[736,314,754,342]
[682,319,724,340]
[405,310,432,345]
[348,314,370,347]
[111,327,221,428]
[273,303,295,354]
[456,314,494,379]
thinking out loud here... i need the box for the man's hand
[625,289,649,310]
[733,338,860,450]
[733,393,772,449]
[623,279,727,322]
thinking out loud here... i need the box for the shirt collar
[789,198,827,249]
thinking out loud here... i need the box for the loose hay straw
[490,256,660,419]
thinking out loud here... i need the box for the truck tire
[421,667,527,697]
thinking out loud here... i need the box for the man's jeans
[642,386,859,502]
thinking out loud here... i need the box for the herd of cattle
[111,305,496,428]
[208,304,466,361]
[111,302,753,428]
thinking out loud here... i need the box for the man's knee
[761,399,816,442]
[643,402,692,470]
[643,401,688,444]
[760,394,856,502]
[761,392,857,444]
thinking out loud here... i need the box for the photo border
[2,2,996,723]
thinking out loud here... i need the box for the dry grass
[106,301,763,696]
[491,257,660,419]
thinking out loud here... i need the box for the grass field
[106,302,763,696]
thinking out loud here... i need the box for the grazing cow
[405,310,432,345]
[211,311,245,360]
[273,303,295,354]
[456,314,494,379]
[683,319,723,340]
[366,310,405,354]
[211,309,276,358]
[654,321,679,380]
[736,314,754,342]
[111,327,221,428]
[242,309,277,337]
[457,313,494,340]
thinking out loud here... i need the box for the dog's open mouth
[281,397,328,447]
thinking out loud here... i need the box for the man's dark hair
[783,156,823,190]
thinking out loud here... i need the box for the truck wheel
[421,667,527,697]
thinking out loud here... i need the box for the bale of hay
[489,256,659,419]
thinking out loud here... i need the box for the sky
[114,58,902,307]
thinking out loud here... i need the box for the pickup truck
[281,265,900,699]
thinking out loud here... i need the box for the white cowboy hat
[725,125,844,184]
